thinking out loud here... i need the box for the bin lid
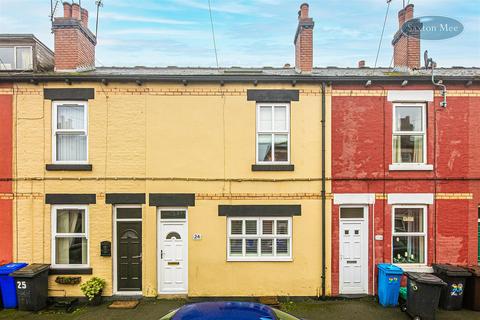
[406,272,447,286]
[433,264,471,277]
[466,266,480,277]
[377,263,404,275]
[0,263,28,275]
[10,264,50,278]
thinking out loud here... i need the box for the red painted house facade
[0,82,13,265]
[331,4,480,296]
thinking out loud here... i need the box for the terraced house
[0,2,478,300]
[1,2,333,298]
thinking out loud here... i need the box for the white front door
[339,206,368,294]
[158,210,188,294]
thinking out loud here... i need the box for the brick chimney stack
[52,1,97,72]
[294,3,314,73]
[392,4,420,70]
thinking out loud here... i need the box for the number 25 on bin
[17,281,26,289]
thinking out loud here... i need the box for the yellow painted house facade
[12,81,333,298]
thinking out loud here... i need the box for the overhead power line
[372,0,392,72]
[208,0,220,69]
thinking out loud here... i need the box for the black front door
[117,221,142,291]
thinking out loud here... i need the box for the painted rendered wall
[0,83,13,265]
[12,82,332,297]
[331,84,480,295]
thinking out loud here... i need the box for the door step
[258,296,280,308]
[338,294,368,299]
[108,300,140,309]
[157,294,188,300]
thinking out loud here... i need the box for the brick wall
[331,83,480,295]
[0,83,13,264]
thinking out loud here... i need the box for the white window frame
[256,103,290,164]
[391,102,427,167]
[0,46,33,70]
[227,217,292,262]
[51,205,89,269]
[52,101,88,164]
[392,205,427,267]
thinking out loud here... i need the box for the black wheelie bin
[461,266,480,311]
[10,264,50,311]
[433,264,471,310]
[404,272,446,320]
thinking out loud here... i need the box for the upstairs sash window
[256,104,290,163]
[392,104,426,164]
[52,102,88,163]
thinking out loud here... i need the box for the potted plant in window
[80,277,106,306]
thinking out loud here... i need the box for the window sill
[227,258,293,262]
[252,164,294,171]
[49,267,93,275]
[389,164,433,171]
[46,164,92,171]
[393,264,433,273]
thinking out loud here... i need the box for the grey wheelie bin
[433,264,471,310]
[404,272,446,320]
[10,264,50,311]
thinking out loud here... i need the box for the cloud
[174,0,254,15]
[101,12,195,25]
[104,28,207,37]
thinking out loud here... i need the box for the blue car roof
[172,301,277,320]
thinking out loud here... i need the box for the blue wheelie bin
[0,263,28,308]
[378,264,404,307]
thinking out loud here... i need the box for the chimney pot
[294,3,314,73]
[81,8,88,27]
[63,2,72,18]
[398,9,406,27]
[358,60,366,68]
[300,3,309,19]
[404,4,414,21]
[71,3,80,20]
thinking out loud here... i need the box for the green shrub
[80,277,106,301]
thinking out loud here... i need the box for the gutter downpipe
[321,81,327,299]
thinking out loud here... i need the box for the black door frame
[113,205,143,294]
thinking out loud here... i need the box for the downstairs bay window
[227,217,292,261]
[392,206,427,265]
[52,205,89,268]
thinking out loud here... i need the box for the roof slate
[75,66,480,77]
[1,66,479,82]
